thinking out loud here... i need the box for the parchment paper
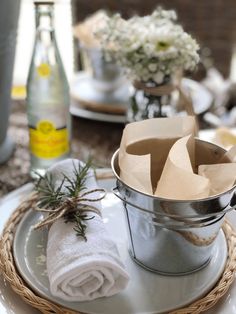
[119,117,236,200]
[155,135,210,199]
[119,116,196,195]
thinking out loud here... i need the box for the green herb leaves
[35,160,96,240]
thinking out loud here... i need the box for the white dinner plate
[0,180,236,314]
[70,72,130,108]
[0,130,236,314]
[13,196,227,314]
[9,183,227,314]
[70,72,213,123]
[70,100,126,124]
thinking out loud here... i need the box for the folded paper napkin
[119,117,236,200]
[46,159,129,302]
[119,116,197,195]
[155,135,210,199]
[155,135,236,199]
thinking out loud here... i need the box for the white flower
[95,7,200,84]
[148,63,157,72]
[154,72,164,84]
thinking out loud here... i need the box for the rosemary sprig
[63,160,92,197]
[36,173,65,209]
[35,160,95,240]
[64,210,94,241]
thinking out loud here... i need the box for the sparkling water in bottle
[26,0,71,177]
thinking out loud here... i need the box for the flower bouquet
[96,8,200,120]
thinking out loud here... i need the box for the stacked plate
[70,72,213,123]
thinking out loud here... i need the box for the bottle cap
[34,0,54,5]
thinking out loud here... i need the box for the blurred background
[14,0,236,85]
[72,0,236,79]
[2,0,235,196]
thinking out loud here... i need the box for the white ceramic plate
[70,72,129,124]
[70,100,126,124]
[12,174,227,314]
[13,198,227,314]
[70,72,130,107]
[0,175,235,314]
[0,131,235,314]
[70,73,213,123]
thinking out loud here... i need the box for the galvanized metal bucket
[111,139,236,275]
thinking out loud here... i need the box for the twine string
[33,188,106,230]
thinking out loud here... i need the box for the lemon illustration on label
[37,63,51,77]
[29,119,69,159]
[37,120,55,134]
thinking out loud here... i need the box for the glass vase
[127,77,177,122]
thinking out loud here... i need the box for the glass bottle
[26,0,71,177]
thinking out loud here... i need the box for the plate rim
[70,102,126,124]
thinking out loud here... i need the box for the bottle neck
[35,4,54,31]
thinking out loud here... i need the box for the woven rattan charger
[0,194,236,314]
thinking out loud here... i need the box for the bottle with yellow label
[26,0,71,177]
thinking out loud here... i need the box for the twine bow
[33,188,106,230]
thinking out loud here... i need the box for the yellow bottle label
[37,63,51,77]
[29,120,69,159]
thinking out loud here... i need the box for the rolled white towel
[45,159,129,301]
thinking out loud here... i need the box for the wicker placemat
[0,197,236,314]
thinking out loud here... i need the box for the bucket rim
[111,139,236,204]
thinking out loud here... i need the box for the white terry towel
[45,159,129,302]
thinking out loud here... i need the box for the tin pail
[111,139,236,275]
